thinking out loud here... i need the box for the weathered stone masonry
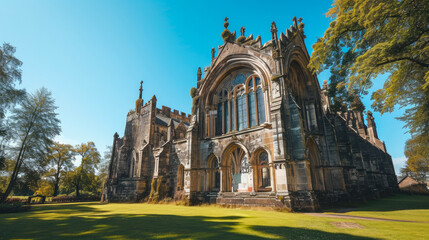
[103,17,398,211]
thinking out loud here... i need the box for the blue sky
[0,0,409,174]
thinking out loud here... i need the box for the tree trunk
[0,148,27,203]
[75,183,80,198]
[53,181,59,197]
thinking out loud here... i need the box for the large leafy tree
[309,0,429,174]
[45,142,75,196]
[69,142,100,197]
[0,43,26,169]
[0,88,61,202]
[402,134,429,182]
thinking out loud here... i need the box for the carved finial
[240,27,245,36]
[197,67,202,81]
[298,17,303,23]
[224,17,229,29]
[114,132,119,139]
[271,21,277,34]
[271,21,278,42]
[139,80,143,99]
[293,16,298,28]
[211,48,216,60]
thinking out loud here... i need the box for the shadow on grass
[337,194,429,213]
[0,207,376,240]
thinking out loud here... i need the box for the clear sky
[0,0,409,174]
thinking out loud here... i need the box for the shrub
[51,195,100,203]
[0,203,31,214]
[5,198,23,204]
[173,190,189,206]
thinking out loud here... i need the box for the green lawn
[0,194,428,240]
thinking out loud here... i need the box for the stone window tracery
[213,69,266,136]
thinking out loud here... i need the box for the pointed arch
[219,143,252,192]
[307,138,325,191]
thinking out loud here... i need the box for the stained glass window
[230,98,235,131]
[216,103,223,135]
[224,102,229,133]
[213,70,266,136]
[233,74,245,85]
[256,88,265,124]
[237,92,247,130]
[248,92,256,127]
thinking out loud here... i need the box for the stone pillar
[366,111,378,143]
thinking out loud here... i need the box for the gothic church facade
[103,18,398,211]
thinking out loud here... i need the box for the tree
[0,88,61,203]
[72,142,100,197]
[402,134,429,182]
[45,142,75,196]
[0,43,26,169]
[309,0,429,174]
[98,145,112,189]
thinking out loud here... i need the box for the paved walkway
[304,213,427,223]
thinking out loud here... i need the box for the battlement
[158,106,191,123]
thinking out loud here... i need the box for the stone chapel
[103,17,398,211]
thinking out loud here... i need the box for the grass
[0,194,428,240]
[326,194,429,222]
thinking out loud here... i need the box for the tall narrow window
[237,91,247,130]
[259,152,270,188]
[216,103,223,135]
[248,92,256,127]
[256,88,265,124]
[230,98,235,131]
[224,102,229,133]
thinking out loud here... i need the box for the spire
[292,16,298,28]
[197,67,202,81]
[271,21,278,37]
[139,80,143,99]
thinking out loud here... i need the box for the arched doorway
[221,144,252,192]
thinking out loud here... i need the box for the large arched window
[214,70,266,136]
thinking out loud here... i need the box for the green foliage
[402,134,429,182]
[236,36,246,44]
[34,179,54,196]
[0,43,26,136]
[148,177,157,202]
[309,0,429,164]
[0,88,61,203]
[98,145,112,193]
[45,142,75,196]
[221,29,236,42]
[135,98,143,113]
[190,87,200,114]
[60,142,100,198]
[309,0,429,159]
